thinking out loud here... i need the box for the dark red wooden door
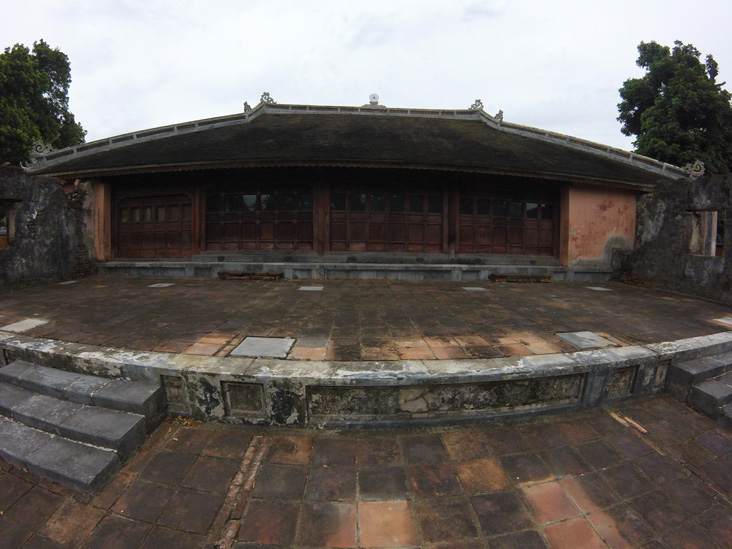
[205,188,313,251]
[329,190,444,253]
[116,195,192,258]
[458,196,556,256]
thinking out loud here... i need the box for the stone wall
[624,174,731,304]
[0,166,95,290]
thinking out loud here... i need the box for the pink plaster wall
[560,185,637,268]
[89,181,111,260]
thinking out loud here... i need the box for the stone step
[0,416,120,494]
[668,352,732,389]
[0,360,163,431]
[718,404,732,430]
[689,375,732,417]
[0,382,146,460]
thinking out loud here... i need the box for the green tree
[0,40,85,165]
[618,40,732,174]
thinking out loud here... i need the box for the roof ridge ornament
[20,140,55,170]
[362,93,386,109]
[494,110,504,122]
[683,160,705,178]
[469,99,483,111]
[243,101,252,113]
[260,92,276,105]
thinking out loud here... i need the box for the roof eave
[23,101,690,184]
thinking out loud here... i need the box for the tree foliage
[618,40,732,174]
[0,40,86,165]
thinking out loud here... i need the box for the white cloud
[1,0,731,151]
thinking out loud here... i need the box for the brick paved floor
[1,276,731,360]
[1,395,731,548]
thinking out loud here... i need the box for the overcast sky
[3,0,731,150]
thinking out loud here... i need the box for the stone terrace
[1,276,731,361]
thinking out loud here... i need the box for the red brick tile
[312,438,356,466]
[397,346,435,359]
[289,346,327,360]
[267,435,312,464]
[163,427,213,454]
[359,500,418,547]
[497,344,533,356]
[251,464,307,499]
[697,430,732,456]
[141,525,204,548]
[488,529,548,549]
[554,419,599,444]
[500,453,554,485]
[182,456,240,493]
[91,472,133,510]
[522,481,579,524]
[662,475,716,516]
[470,491,532,536]
[202,430,253,460]
[442,431,494,461]
[82,514,151,549]
[139,451,197,485]
[356,438,401,466]
[0,472,33,512]
[361,347,400,360]
[663,521,719,549]
[560,473,619,512]
[40,501,105,548]
[543,518,606,549]
[297,501,356,548]
[157,488,224,534]
[431,346,471,359]
[696,504,732,547]
[305,466,357,501]
[417,498,478,543]
[402,435,450,464]
[112,479,176,523]
[4,486,66,530]
[238,499,299,545]
[182,342,221,355]
[0,517,33,548]
[359,467,408,501]
[455,459,510,493]
[409,463,462,497]
[629,490,687,532]
[587,505,654,548]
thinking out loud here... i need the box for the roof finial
[243,101,252,113]
[683,160,705,178]
[260,92,276,105]
[469,99,483,111]
[362,93,386,109]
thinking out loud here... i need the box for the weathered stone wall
[0,166,95,290]
[625,174,731,304]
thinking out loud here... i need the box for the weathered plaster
[0,167,94,289]
[3,330,731,427]
[627,174,732,304]
[561,185,637,268]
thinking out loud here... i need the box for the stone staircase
[0,360,164,493]
[667,351,732,428]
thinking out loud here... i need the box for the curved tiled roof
[24,102,688,189]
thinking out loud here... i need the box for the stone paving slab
[0,276,730,363]
[557,331,617,350]
[0,395,731,547]
[230,337,295,358]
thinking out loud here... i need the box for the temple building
[23,94,691,280]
